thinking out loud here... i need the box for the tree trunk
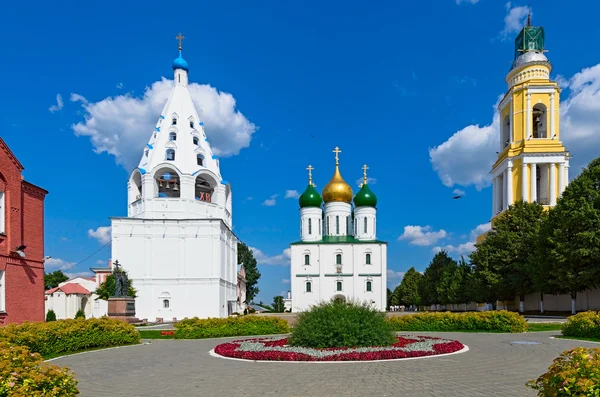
[571,291,577,315]
[519,295,525,313]
[539,292,544,314]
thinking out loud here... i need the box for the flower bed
[174,316,289,339]
[213,335,465,362]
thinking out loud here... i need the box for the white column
[550,91,555,138]
[521,162,528,202]
[506,162,513,207]
[550,163,557,205]
[565,164,570,188]
[531,163,537,202]
[509,100,514,141]
[502,172,508,211]
[558,163,565,196]
[492,178,497,216]
[526,92,532,139]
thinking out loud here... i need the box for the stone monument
[107,260,139,323]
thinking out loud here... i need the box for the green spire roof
[514,15,545,60]
[353,183,377,207]
[299,184,322,208]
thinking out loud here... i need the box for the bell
[173,182,179,192]
[165,181,171,189]
[159,180,164,188]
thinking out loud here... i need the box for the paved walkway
[53,332,597,397]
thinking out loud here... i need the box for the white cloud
[355,177,377,187]
[453,188,466,196]
[456,0,478,4]
[501,3,530,40]
[45,257,76,271]
[70,93,88,104]
[250,247,291,266]
[284,190,300,199]
[387,269,405,280]
[116,82,123,89]
[60,236,69,241]
[470,222,491,240]
[433,222,491,256]
[95,259,107,265]
[71,78,257,170]
[282,278,290,284]
[49,94,64,113]
[65,271,94,279]
[262,194,278,207]
[398,225,447,246]
[88,226,112,244]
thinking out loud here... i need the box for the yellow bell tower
[491,15,569,219]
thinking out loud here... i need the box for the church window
[305,282,312,293]
[190,120,194,128]
[532,104,548,139]
[364,217,367,233]
[172,117,177,125]
[336,254,342,265]
[336,281,342,291]
[197,154,204,166]
[502,115,510,149]
[336,216,339,234]
[304,254,310,265]
[308,219,312,235]
[346,217,349,235]
[366,253,371,265]
[163,299,170,309]
[169,132,177,141]
[193,136,199,145]
[166,149,175,161]
[144,149,149,157]
[0,271,5,311]
[326,217,330,234]
[366,281,372,292]
[0,191,5,234]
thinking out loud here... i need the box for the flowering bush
[0,318,140,358]
[527,347,600,396]
[388,311,527,333]
[561,311,600,339]
[214,335,464,361]
[174,316,289,339]
[0,342,79,396]
[289,300,396,348]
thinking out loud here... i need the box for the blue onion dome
[172,54,189,71]
[299,184,323,208]
[353,183,377,207]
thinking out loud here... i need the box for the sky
[2,0,600,304]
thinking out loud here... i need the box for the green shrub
[0,318,140,358]
[45,310,56,322]
[289,300,396,348]
[174,316,289,339]
[74,310,85,320]
[387,311,527,333]
[0,342,79,396]
[527,347,600,396]
[561,311,600,339]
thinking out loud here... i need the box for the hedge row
[0,342,79,396]
[562,311,600,339]
[0,318,140,357]
[387,311,528,333]
[174,316,290,339]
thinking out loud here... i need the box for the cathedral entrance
[332,294,346,304]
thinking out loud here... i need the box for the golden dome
[322,147,353,203]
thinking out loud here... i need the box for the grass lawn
[43,343,140,360]
[556,335,600,343]
[139,330,175,339]
[527,323,564,332]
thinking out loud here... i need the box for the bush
[74,310,85,320]
[45,310,56,322]
[387,311,527,333]
[174,316,289,339]
[561,311,600,339]
[0,318,140,358]
[288,300,396,348]
[527,347,600,396]
[0,342,79,396]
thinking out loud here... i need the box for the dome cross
[306,164,314,186]
[362,164,369,185]
[176,33,185,51]
[333,146,342,166]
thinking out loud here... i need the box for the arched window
[172,117,177,125]
[197,154,204,166]
[366,281,372,292]
[305,281,312,293]
[156,170,180,198]
[326,217,330,234]
[346,217,349,235]
[336,216,339,234]
[532,104,548,139]
[366,253,371,265]
[502,115,510,148]
[364,217,367,233]
[189,120,194,128]
[308,218,312,235]
[336,254,342,265]
[304,254,310,265]
[165,149,175,161]
[195,174,216,203]
[193,136,199,145]
[169,132,177,141]
[336,281,343,291]
[163,299,170,308]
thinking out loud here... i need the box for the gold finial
[176,33,185,51]
[333,146,342,166]
[362,164,369,185]
[306,165,314,186]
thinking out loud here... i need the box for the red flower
[160,331,175,336]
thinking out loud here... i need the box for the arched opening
[165,149,175,161]
[155,169,180,198]
[308,218,312,235]
[195,174,216,203]
[366,280,372,292]
[193,136,199,145]
[171,114,178,125]
[305,281,312,293]
[304,254,310,265]
[364,217,367,233]
[335,254,342,265]
[169,132,177,141]
[532,104,548,138]
[129,170,143,203]
[502,115,510,148]
[365,253,371,265]
[189,120,194,128]
[159,292,171,309]
[336,281,343,292]
[163,299,170,308]
[196,154,204,166]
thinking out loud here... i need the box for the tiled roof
[45,283,91,295]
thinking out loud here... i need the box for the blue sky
[3,0,600,304]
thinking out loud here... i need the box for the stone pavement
[53,332,597,397]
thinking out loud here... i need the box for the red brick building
[0,138,48,325]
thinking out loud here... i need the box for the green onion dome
[353,183,377,207]
[299,184,323,208]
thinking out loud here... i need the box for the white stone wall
[353,206,376,240]
[300,207,323,242]
[323,202,352,236]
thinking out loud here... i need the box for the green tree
[420,251,457,306]
[272,296,285,313]
[238,242,261,303]
[386,288,392,309]
[44,270,68,289]
[74,310,85,319]
[46,309,56,322]
[540,157,600,314]
[455,257,474,305]
[395,267,423,307]
[469,201,546,309]
[95,272,137,300]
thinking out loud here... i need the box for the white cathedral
[290,148,387,312]
[110,41,239,321]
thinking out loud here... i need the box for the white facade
[45,277,107,320]
[111,51,238,322]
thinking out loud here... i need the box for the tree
[272,296,285,313]
[95,271,137,300]
[386,288,392,309]
[540,157,600,314]
[238,242,261,303]
[395,267,423,307]
[46,310,56,322]
[420,251,457,306]
[44,270,68,289]
[469,201,546,309]
[74,310,85,319]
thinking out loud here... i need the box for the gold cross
[176,33,185,51]
[362,164,369,184]
[306,165,314,185]
[333,146,341,165]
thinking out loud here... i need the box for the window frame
[169,132,177,141]
[366,280,372,292]
[364,217,367,233]
[163,299,170,309]
[305,281,312,293]
[304,254,310,265]
[0,270,5,312]
[336,216,339,234]
[193,136,199,145]
[0,191,5,234]
[335,253,342,265]
[166,149,176,161]
[336,281,343,292]
[365,253,371,265]
[308,218,312,235]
